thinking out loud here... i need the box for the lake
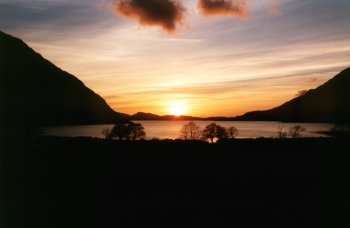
[44,121,333,139]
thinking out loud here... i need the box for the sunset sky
[1,0,350,117]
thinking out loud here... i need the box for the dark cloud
[295,90,309,97]
[112,0,186,33]
[198,0,249,18]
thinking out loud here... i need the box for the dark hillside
[234,68,350,123]
[0,31,129,126]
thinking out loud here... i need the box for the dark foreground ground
[1,136,350,228]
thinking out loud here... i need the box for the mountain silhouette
[131,112,164,120]
[131,112,205,120]
[234,68,350,123]
[130,112,238,121]
[0,31,129,126]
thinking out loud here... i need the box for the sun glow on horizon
[4,1,349,118]
[167,101,187,116]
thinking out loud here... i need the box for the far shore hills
[1,30,350,126]
[130,112,237,121]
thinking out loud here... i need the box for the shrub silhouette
[288,125,306,138]
[180,121,202,140]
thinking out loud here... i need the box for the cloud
[112,0,186,33]
[295,90,309,97]
[198,0,249,18]
[268,3,281,16]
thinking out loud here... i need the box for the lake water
[44,121,333,139]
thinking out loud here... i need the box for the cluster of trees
[276,125,306,138]
[101,121,309,141]
[179,122,238,142]
[101,122,146,140]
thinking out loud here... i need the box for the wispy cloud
[0,1,120,33]
[111,0,187,33]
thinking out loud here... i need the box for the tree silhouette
[180,121,202,140]
[288,125,306,138]
[111,123,130,140]
[202,123,229,142]
[202,123,217,143]
[107,122,146,140]
[227,126,238,139]
[215,125,228,141]
[276,125,287,139]
[101,128,113,140]
[128,122,146,141]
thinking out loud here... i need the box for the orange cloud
[112,0,186,33]
[198,0,249,18]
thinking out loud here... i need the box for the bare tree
[288,125,306,138]
[101,127,113,139]
[276,125,287,139]
[180,121,202,140]
[227,126,238,139]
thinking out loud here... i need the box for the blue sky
[1,0,350,116]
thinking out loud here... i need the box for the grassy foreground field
[2,136,350,227]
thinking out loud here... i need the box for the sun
[169,105,185,116]
[167,101,187,116]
